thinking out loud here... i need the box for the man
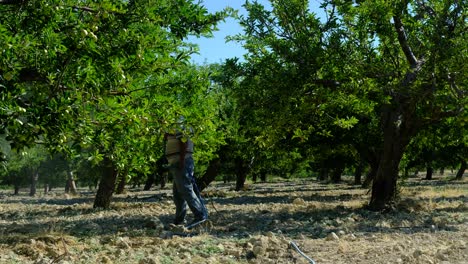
[165,130,208,229]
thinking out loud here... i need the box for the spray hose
[290,241,316,264]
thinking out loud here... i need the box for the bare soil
[0,176,467,264]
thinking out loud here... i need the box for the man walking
[165,130,208,229]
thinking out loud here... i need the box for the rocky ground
[0,175,466,264]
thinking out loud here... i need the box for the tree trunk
[354,162,364,185]
[196,157,221,192]
[29,170,38,197]
[369,146,405,210]
[455,160,466,180]
[369,105,415,211]
[403,166,409,178]
[93,158,118,209]
[14,184,20,195]
[115,171,127,194]
[363,170,374,188]
[44,184,49,195]
[362,160,378,188]
[425,166,433,180]
[143,174,154,191]
[235,158,249,191]
[65,170,78,195]
[157,158,168,189]
[260,171,266,182]
[317,168,329,181]
[331,165,344,183]
[159,172,167,188]
[439,168,444,176]
[252,173,257,183]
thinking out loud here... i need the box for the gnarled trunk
[93,158,118,209]
[455,160,466,180]
[369,141,406,210]
[196,157,221,192]
[369,104,415,210]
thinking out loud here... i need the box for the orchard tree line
[0,0,466,211]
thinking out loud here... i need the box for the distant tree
[1,145,47,196]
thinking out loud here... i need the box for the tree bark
[362,159,378,188]
[369,14,426,210]
[425,166,433,180]
[331,165,344,183]
[29,170,38,197]
[369,104,415,210]
[115,171,127,194]
[455,160,466,180]
[93,158,118,209]
[317,168,329,181]
[362,169,375,188]
[354,162,364,185]
[369,148,404,210]
[143,174,154,191]
[196,157,221,192]
[260,170,267,182]
[14,184,20,195]
[252,173,257,183]
[235,158,249,191]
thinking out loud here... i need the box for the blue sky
[188,0,325,64]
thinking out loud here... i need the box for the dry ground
[0,175,466,264]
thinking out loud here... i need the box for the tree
[1,145,47,196]
[229,0,466,210]
[404,110,468,180]
[38,153,74,193]
[1,1,230,208]
[347,1,466,210]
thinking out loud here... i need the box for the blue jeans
[169,156,207,223]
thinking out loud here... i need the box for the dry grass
[0,176,466,263]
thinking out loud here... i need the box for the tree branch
[393,16,418,68]
[70,6,98,13]
[414,0,436,18]
[108,85,160,96]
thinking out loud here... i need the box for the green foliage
[0,145,47,188]
[0,0,464,202]
[224,0,466,191]
[0,0,231,190]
